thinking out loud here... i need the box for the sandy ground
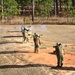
[0,25,75,75]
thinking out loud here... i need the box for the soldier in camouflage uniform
[53,42,64,67]
[33,33,41,53]
[21,26,29,43]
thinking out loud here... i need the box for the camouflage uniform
[33,33,41,53]
[21,26,29,42]
[54,42,64,67]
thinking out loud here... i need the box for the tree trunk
[54,0,58,16]
[55,0,58,15]
[32,0,34,22]
[59,0,62,11]
[1,0,4,22]
[72,0,74,7]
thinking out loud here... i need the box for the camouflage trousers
[22,32,29,42]
[34,43,39,53]
[57,55,64,67]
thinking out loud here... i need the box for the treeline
[0,0,75,21]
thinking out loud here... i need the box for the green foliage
[0,0,75,18]
[69,7,75,17]
[15,0,32,6]
[0,0,19,18]
[35,0,53,17]
[63,0,75,17]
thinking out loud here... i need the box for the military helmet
[56,42,61,46]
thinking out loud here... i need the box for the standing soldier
[33,33,41,53]
[53,42,64,67]
[21,26,29,43]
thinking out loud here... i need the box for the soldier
[21,26,29,43]
[53,42,64,67]
[33,33,41,53]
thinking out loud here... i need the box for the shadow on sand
[0,50,32,54]
[0,41,22,44]
[2,36,22,38]
[8,31,21,32]
[51,66,75,71]
[0,64,75,71]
